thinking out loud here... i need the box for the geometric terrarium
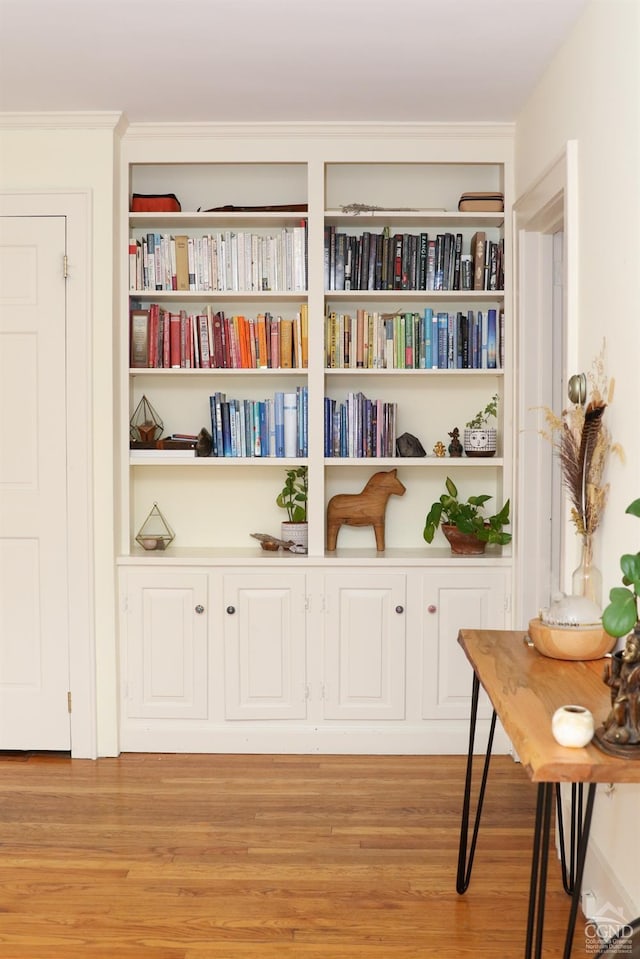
[130,394,164,443]
[135,502,175,551]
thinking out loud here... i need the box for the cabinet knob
[226,605,236,615]
[428,604,437,614]
[195,604,205,614]
[395,605,404,614]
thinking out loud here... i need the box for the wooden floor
[0,752,595,958]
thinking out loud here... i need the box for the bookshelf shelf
[325,210,505,229]
[324,457,504,468]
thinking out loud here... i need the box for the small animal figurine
[448,427,463,457]
[326,469,406,552]
[433,441,446,457]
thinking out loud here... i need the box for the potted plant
[464,393,498,457]
[601,497,640,639]
[597,497,640,754]
[423,476,511,554]
[276,466,308,551]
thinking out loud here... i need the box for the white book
[283,392,298,457]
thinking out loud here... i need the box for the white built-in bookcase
[116,124,515,754]
[119,125,513,561]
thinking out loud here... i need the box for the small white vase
[551,704,595,748]
[281,521,308,552]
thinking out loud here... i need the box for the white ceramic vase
[281,522,308,552]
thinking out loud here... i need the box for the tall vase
[571,534,602,609]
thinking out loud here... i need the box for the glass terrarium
[135,503,175,551]
[130,395,163,443]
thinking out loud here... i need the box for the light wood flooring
[0,752,595,958]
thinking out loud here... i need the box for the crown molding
[0,111,125,131]
[122,120,515,143]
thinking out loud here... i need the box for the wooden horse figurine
[326,469,406,552]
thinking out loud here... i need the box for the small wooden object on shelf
[326,469,406,552]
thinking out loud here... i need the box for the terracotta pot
[442,524,486,555]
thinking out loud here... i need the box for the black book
[335,232,346,291]
[453,233,463,290]
[418,232,428,290]
[360,232,371,290]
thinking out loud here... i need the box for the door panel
[323,573,406,720]
[223,573,307,720]
[0,215,70,749]
[123,570,209,720]
[422,569,509,720]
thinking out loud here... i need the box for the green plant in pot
[596,497,640,754]
[601,498,640,639]
[464,393,498,457]
[276,466,308,550]
[423,476,511,554]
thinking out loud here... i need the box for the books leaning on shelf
[129,224,307,293]
[324,307,504,370]
[208,387,308,458]
[323,228,503,292]
[324,392,397,458]
[129,304,308,370]
[129,435,198,459]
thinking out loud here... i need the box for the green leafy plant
[602,498,640,638]
[423,475,511,545]
[466,393,499,430]
[276,466,308,523]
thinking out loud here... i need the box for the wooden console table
[456,628,640,959]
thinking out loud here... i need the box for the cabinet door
[421,569,510,720]
[323,572,406,720]
[223,573,307,720]
[122,569,209,720]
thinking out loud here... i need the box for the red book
[162,310,170,368]
[211,311,225,368]
[148,303,160,368]
[198,314,211,368]
[170,313,181,368]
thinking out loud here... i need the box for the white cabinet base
[118,562,511,755]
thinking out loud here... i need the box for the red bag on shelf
[130,193,181,213]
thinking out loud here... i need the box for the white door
[421,568,509,720]
[121,568,209,722]
[223,573,307,720]
[0,215,71,749]
[323,572,406,720]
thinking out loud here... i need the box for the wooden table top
[458,628,640,783]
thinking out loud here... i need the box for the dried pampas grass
[539,341,622,537]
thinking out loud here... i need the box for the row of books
[209,388,308,458]
[324,227,503,293]
[130,304,308,370]
[129,226,308,293]
[324,393,398,458]
[325,308,504,370]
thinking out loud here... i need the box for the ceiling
[0,0,590,124]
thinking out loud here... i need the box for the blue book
[324,397,334,457]
[259,402,268,456]
[487,308,497,369]
[422,307,433,369]
[274,391,285,457]
[437,312,448,369]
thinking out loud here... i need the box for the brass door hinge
[63,254,69,278]
[67,691,72,713]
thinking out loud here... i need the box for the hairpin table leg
[456,671,497,894]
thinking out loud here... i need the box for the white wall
[0,114,123,756]
[515,0,640,919]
